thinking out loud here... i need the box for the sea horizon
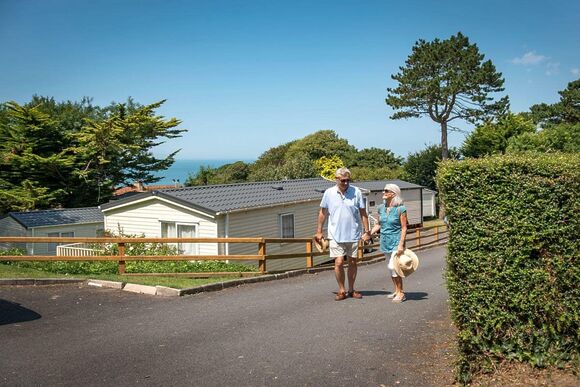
[151,159,254,185]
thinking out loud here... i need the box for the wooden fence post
[415,229,421,248]
[434,226,439,242]
[118,242,126,275]
[306,240,313,268]
[258,241,266,273]
[357,240,363,260]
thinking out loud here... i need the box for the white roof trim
[101,195,215,219]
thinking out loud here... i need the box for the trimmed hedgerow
[437,153,579,383]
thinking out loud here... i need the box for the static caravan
[100,178,424,272]
[0,208,104,255]
[422,189,437,218]
[356,179,425,228]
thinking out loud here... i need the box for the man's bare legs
[334,255,347,297]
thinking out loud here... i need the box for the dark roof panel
[100,178,422,215]
[9,207,104,228]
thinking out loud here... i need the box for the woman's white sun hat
[389,249,419,277]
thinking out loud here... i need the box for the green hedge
[437,153,579,383]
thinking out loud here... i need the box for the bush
[437,153,579,383]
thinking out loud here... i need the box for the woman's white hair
[335,167,351,178]
[384,183,403,206]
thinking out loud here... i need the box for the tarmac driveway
[0,246,453,386]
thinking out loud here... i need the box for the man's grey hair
[335,167,351,178]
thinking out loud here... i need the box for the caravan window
[279,213,295,238]
[160,221,198,255]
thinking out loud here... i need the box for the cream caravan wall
[366,189,422,227]
[103,199,218,255]
[225,200,328,272]
[0,216,27,251]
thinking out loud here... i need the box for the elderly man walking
[315,167,371,301]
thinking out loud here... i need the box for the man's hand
[315,231,324,241]
[361,231,371,242]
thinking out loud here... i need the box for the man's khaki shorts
[329,240,358,258]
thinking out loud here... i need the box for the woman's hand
[396,245,405,256]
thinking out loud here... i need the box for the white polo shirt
[320,184,365,243]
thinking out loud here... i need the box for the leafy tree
[351,147,403,168]
[386,32,509,159]
[506,80,580,154]
[403,144,459,191]
[506,123,580,153]
[186,165,217,186]
[0,97,185,212]
[349,166,404,181]
[314,155,345,181]
[529,79,579,126]
[461,113,536,158]
[248,130,357,181]
[0,102,73,211]
[69,100,184,203]
[284,130,357,164]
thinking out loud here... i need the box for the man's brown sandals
[335,291,363,301]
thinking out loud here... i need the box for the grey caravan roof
[9,207,104,229]
[100,177,422,215]
[101,178,337,215]
[355,179,424,192]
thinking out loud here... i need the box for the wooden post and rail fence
[0,224,448,276]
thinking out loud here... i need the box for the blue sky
[1,0,578,161]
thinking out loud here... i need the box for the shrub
[437,153,579,383]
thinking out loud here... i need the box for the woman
[370,183,408,303]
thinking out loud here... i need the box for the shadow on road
[404,291,429,301]
[0,299,41,325]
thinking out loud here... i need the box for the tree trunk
[440,121,449,160]
[438,121,448,219]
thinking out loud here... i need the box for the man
[315,167,371,301]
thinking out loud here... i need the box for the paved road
[0,246,450,386]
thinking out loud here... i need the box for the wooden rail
[0,225,448,274]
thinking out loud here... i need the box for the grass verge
[0,263,253,289]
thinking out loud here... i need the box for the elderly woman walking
[370,183,408,303]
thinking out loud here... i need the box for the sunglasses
[383,190,393,193]
[337,178,350,183]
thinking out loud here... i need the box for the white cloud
[572,68,580,76]
[511,51,547,65]
[546,62,560,76]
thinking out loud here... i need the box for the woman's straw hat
[313,236,329,253]
[389,249,419,277]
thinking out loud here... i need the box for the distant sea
[151,159,253,185]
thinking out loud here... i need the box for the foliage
[461,113,536,158]
[528,79,579,126]
[351,147,403,169]
[0,97,185,212]
[186,161,251,186]
[507,123,580,154]
[0,248,25,256]
[0,102,73,212]
[387,32,509,159]
[402,144,459,191]
[70,100,185,203]
[349,166,404,181]
[187,130,401,185]
[3,233,255,275]
[437,154,579,383]
[314,155,344,181]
